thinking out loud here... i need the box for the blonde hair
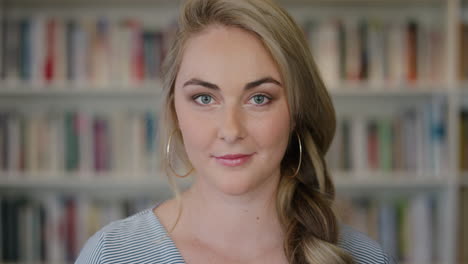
[159,0,354,263]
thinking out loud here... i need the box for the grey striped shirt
[75,206,397,264]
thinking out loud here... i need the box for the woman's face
[174,25,291,195]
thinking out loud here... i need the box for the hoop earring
[166,129,194,178]
[290,131,302,178]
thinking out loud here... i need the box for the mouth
[213,153,255,167]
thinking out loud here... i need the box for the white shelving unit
[0,173,192,198]
[0,0,466,264]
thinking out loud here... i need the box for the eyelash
[248,94,272,106]
[192,93,273,106]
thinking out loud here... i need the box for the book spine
[406,20,418,83]
[460,21,468,80]
[31,15,45,86]
[19,18,31,81]
[65,19,76,82]
[44,18,56,84]
[4,19,20,83]
[367,120,379,171]
[0,14,4,81]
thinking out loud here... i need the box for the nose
[217,105,246,143]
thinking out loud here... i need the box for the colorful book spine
[0,16,172,87]
[460,110,468,171]
[0,15,449,88]
[460,189,468,263]
[0,195,155,263]
[0,109,158,176]
[304,17,445,87]
[327,102,447,176]
[459,20,468,80]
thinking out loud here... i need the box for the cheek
[250,104,291,158]
[174,96,214,157]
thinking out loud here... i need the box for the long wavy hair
[158,0,354,263]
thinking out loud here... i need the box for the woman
[76,0,396,263]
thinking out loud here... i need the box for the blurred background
[0,0,466,263]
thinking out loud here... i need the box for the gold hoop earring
[166,129,194,178]
[290,131,302,178]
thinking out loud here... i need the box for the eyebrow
[182,77,282,90]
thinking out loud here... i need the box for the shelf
[3,0,182,8]
[0,171,450,195]
[329,83,449,98]
[6,0,444,6]
[0,172,192,196]
[0,82,162,97]
[333,171,450,191]
[0,82,163,109]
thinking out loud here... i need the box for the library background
[0,0,467,263]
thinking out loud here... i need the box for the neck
[179,171,284,256]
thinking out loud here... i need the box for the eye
[249,94,271,105]
[193,94,214,105]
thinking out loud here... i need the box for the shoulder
[74,208,184,264]
[338,225,397,264]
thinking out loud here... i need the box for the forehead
[176,25,282,87]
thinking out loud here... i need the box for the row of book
[305,17,446,88]
[336,193,439,263]
[1,16,176,87]
[0,195,157,262]
[0,109,158,175]
[460,110,468,171]
[0,15,449,90]
[326,99,447,175]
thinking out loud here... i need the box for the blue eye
[249,94,270,105]
[194,94,213,105]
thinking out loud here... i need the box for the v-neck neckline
[149,203,187,263]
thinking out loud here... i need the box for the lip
[213,153,254,167]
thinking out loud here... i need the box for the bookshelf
[0,174,192,197]
[0,0,466,263]
[461,1,468,263]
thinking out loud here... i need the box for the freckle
[256,217,260,221]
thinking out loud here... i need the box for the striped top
[75,206,397,264]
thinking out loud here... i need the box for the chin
[210,170,271,196]
[216,180,254,196]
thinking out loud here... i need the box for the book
[460,189,468,263]
[406,20,418,82]
[460,110,468,171]
[3,19,20,83]
[460,20,468,80]
[31,15,46,86]
[19,18,32,81]
[409,193,432,263]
